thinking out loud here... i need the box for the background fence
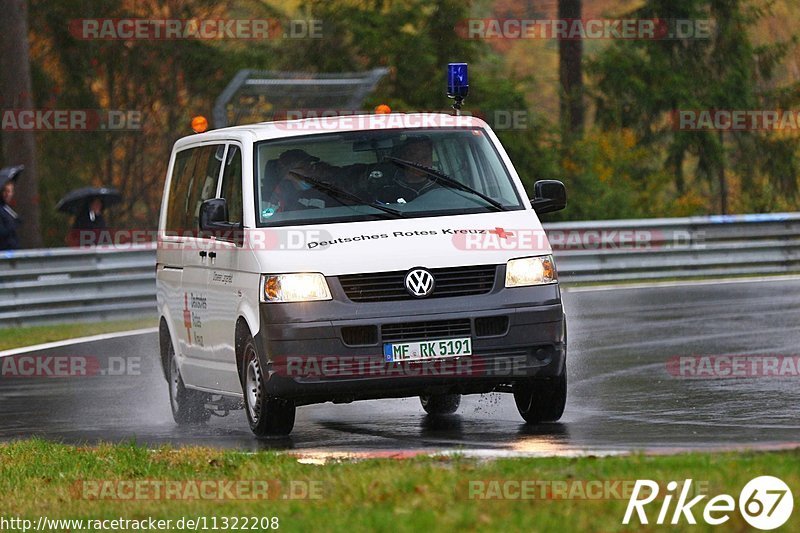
[3,212,800,327]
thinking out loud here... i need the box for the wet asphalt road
[1,277,799,456]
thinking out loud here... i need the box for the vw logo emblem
[405,268,435,298]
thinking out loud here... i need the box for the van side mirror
[199,198,228,230]
[199,198,242,243]
[531,180,567,214]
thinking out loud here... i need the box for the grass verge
[0,440,797,532]
[0,318,156,351]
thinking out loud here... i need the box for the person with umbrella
[0,165,24,251]
[57,187,121,247]
[73,196,108,231]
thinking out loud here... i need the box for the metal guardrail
[2,212,800,327]
[0,244,157,328]
[549,212,800,282]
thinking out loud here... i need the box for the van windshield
[254,128,524,226]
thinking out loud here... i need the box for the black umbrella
[0,165,24,187]
[56,186,122,214]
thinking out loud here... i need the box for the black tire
[513,367,567,424]
[241,335,295,437]
[167,342,211,425]
[420,393,461,415]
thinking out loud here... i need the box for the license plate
[383,337,472,363]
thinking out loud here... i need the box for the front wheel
[513,368,567,424]
[167,344,211,424]
[241,335,295,437]
[420,393,461,415]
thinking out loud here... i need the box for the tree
[589,0,800,214]
[28,0,262,244]
[0,0,41,247]
[558,0,583,139]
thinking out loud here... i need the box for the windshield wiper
[383,156,507,211]
[288,171,406,219]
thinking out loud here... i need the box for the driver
[376,136,438,204]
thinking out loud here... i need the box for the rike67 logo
[623,476,793,529]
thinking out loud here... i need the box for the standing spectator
[0,166,24,250]
[72,197,107,232]
[58,187,120,247]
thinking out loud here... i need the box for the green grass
[0,318,156,351]
[0,440,797,532]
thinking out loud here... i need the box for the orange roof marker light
[191,115,209,133]
[374,104,391,114]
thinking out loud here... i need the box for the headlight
[260,273,332,303]
[505,256,557,287]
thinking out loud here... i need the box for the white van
[156,113,567,436]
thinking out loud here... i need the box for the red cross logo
[183,293,192,346]
[489,227,514,239]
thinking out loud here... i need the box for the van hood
[247,210,551,276]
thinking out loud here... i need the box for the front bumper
[255,277,565,405]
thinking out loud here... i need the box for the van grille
[381,319,472,343]
[339,265,497,302]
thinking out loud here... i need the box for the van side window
[166,144,224,233]
[165,150,193,234]
[220,145,243,225]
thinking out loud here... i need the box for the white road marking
[562,274,800,293]
[0,327,158,358]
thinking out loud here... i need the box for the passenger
[265,149,324,213]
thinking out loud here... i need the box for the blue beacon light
[447,63,469,114]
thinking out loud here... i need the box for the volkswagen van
[156,112,567,436]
